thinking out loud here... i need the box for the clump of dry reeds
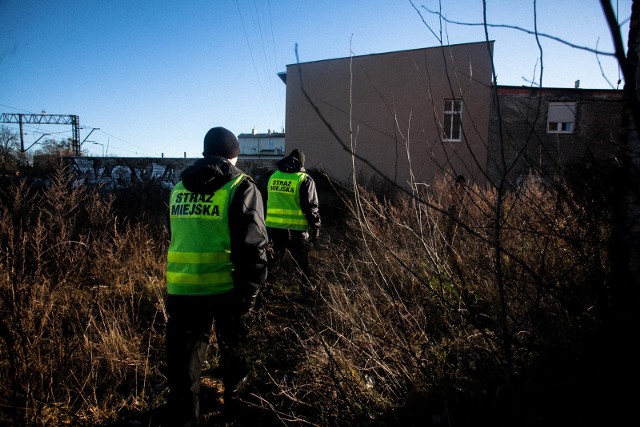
[0,165,167,426]
[249,172,612,426]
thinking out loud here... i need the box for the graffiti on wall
[61,156,279,189]
[64,157,195,189]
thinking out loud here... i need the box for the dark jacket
[174,156,268,299]
[264,154,321,230]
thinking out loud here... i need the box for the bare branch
[420,4,618,57]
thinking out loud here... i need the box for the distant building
[238,129,285,157]
[487,85,623,186]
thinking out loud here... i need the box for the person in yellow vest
[164,126,268,426]
[264,149,321,288]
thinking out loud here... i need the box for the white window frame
[443,99,463,142]
[547,101,576,134]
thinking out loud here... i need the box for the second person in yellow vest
[264,149,321,288]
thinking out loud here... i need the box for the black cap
[289,149,305,166]
[203,127,240,159]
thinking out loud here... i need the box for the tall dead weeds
[252,172,612,426]
[0,165,167,426]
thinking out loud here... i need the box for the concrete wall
[59,157,191,189]
[283,41,494,188]
[60,156,278,189]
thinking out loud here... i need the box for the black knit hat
[203,127,240,159]
[289,149,305,166]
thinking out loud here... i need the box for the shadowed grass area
[0,165,617,426]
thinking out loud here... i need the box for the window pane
[547,102,576,133]
[444,98,462,141]
[452,114,461,139]
[444,115,452,139]
[548,103,576,122]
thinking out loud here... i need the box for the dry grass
[245,172,612,426]
[0,165,616,426]
[0,165,167,426]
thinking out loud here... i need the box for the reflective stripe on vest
[265,170,309,231]
[165,174,245,295]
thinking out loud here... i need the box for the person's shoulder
[235,173,260,191]
[241,174,256,184]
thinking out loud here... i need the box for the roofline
[285,40,494,67]
[495,84,623,94]
[238,132,285,137]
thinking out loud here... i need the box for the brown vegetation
[0,163,619,426]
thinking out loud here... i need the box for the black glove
[309,227,320,242]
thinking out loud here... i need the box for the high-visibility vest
[165,174,245,295]
[265,170,309,231]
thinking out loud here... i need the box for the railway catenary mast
[0,113,82,155]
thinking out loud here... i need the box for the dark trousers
[267,227,311,277]
[165,293,248,425]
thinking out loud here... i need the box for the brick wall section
[487,86,624,186]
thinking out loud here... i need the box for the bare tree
[600,0,639,421]
[0,125,20,172]
[33,137,75,157]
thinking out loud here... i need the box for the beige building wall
[283,41,494,189]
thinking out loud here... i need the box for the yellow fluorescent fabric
[265,171,309,231]
[167,251,230,264]
[166,174,245,295]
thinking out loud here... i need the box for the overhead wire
[267,0,286,131]
[236,0,285,133]
[236,0,267,130]
[251,0,276,111]
[94,129,159,157]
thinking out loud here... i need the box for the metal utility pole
[0,113,80,154]
[81,127,100,154]
[25,133,50,152]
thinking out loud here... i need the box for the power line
[95,129,160,157]
[236,0,284,131]
[267,0,285,123]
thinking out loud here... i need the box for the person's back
[165,126,268,426]
[264,149,320,286]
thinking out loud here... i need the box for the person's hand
[309,227,320,242]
